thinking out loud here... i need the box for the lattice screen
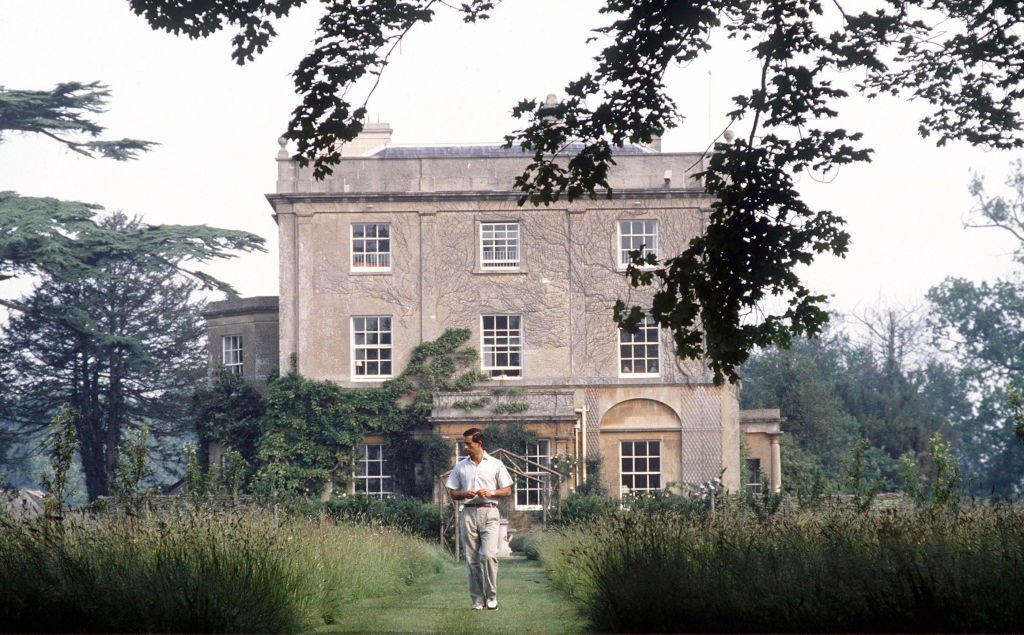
[585,388,600,459]
[678,385,723,484]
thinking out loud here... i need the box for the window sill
[351,376,394,382]
[616,265,658,273]
[350,269,392,276]
[618,373,661,380]
[473,267,528,275]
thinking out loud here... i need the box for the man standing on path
[446,427,514,611]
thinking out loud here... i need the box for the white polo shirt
[446,452,514,505]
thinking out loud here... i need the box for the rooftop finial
[277,136,289,159]
[539,94,560,125]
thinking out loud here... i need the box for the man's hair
[463,427,484,446]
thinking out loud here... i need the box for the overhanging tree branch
[127,0,1024,381]
[0,82,156,160]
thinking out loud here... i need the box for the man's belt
[464,503,497,508]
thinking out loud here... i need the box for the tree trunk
[104,352,124,492]
[75,350,110,501]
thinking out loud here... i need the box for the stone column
[277,207,298,371]
[294,212,314,375]
[770,434,782,492]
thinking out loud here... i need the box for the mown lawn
[317,556,586,634]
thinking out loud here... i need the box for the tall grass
[0,508,450,633]
[537,500,1024,633]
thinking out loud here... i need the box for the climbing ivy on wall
[195,328,485,500]
[189,366,266,470]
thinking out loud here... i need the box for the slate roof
[372,143,655,158]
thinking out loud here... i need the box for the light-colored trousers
[461,506,500,605]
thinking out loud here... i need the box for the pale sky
[1,0,1021,314]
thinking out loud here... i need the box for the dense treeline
[742,305,1021,495]
[742,162,1024,496]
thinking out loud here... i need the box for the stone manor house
[204,123,783,508]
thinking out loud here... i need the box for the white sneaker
[486,598,498,610]
[472,603,484,610]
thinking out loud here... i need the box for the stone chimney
[340,122,393,157]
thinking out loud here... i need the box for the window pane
[481,222,520,268]
[353,316,393,378]
[354,444,392,499]
[619,316,659,376]
[621,440,661,494]
[482,313,523,377]
[618,219,658,266]
[352,224,392,270]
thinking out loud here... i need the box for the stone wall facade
[257,128,756,496]
[203,296,280,391]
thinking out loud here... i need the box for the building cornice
[203,296,280,319]
[265,187,708,210]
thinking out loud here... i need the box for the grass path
[317,556,587,634]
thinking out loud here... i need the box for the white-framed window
[620,440,661,495]
[617,219,658,269]
[746,458,763,493]
[480,222,520,269]
[352,316,393,379]
[515,439,551,510]
[481,314,522,378]
[351,223,391,271]
[222,335,243,375]
[354,443,392,498]
[619,315,660,376]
